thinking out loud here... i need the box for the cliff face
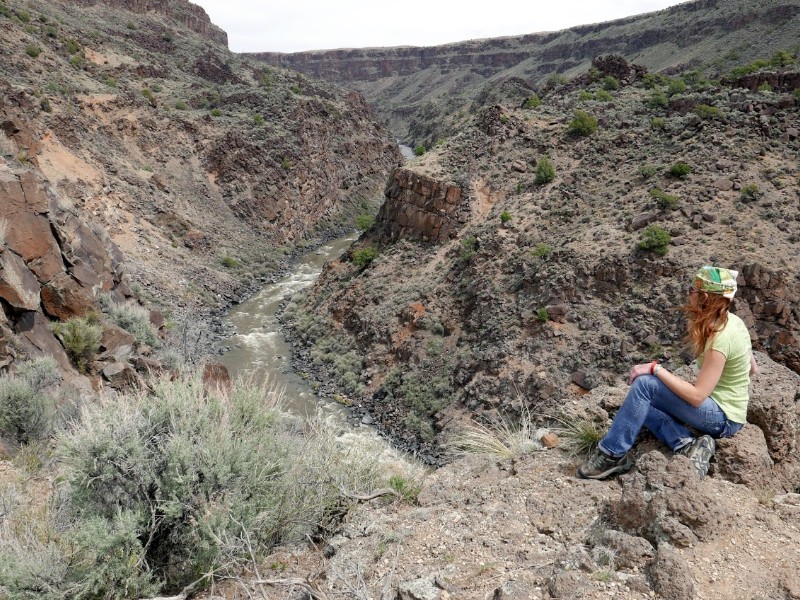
[0,0,400,374]
[70,0,228,46]
[249,0,800,144]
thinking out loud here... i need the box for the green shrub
[568,110,598,136]
[740,183,760,201]
[0,6,11,18]
[650,117,665,129]
[281,156,292,170]
[17,356,61,390]
[500,210,512,224]
[253,113,265,125]
[16,10,30,22]
[220,255,239,268]
[638,225,671,256]
[355,213,375,231]
[536,307,549,322]
[413,144,426,156]
[757,82,772,93]
[650,188,679,210]
[579,90,593,101]
[6,375,420,597]
[0,371,56,445]
[290,84,302,94]
[602,76,619,91]
[668,161,692,178]
[25,45,41,58]
[639,165,657,178]
[460,236,477,262]
[100,296,160,347]
[643,73,669,89]
[648,91,668,109]
[522,94,541,108]
[105,77,117,88]
[142,87,153,100]
[770,50,795,67]
[694,104,721,119]
[65,38,81,54]
[69,55,82,68]
[594,89,613,102]
[174,100,187,110]
[730,59,769,78]
[352,246,378,268]
[532,242,553,258]
[667,78,686,96]
[51,315,102,373]
[535,155,555,184]
[210,108,221,117]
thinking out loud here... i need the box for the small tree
[535,155,555,185]
[638,225,671,256]
[650,188,678,210]
[602,76,619,91]
[668,161,692,178]
[522,94,541,108]
[567,110,598,137]
[355,213,375,231]
[352,246,378,268]
[413,145,426,156]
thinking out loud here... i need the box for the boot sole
[577,458,634,480]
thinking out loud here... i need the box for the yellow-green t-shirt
[697,312,751,423]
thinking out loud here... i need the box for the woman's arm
[628,350,726,408]
[750,354,759,376]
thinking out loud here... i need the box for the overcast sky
[193,0,688,53]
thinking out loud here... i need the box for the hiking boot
[676,435,715,479]
[578,449,633,480]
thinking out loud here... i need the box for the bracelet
[653,364,663,376]
[649,360,659,375]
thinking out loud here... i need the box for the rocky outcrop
[0,165,128,372]
[373,168,465,244]
[69,0,228,46]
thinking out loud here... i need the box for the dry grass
[447,409,538,460]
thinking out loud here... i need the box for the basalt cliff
[251,0,800,148]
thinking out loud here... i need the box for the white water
[220,234,359,419]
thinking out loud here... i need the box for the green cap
[694,265,738,299]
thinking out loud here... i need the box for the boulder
[746,351,800,491]
[99,322,136,359]
[608,451,733,545]
[0,247,41,311]
[202,361,231,394]
[0,170,63,283]
[101,361,137,389]
[598,529,655,569]
[14,310,72,373]
[51,211,115,293]
[715,424,774,489]
[41,272,97,320]
[649,544,696,600]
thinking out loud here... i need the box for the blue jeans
[598,375,744,457]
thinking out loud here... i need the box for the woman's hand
[628,362,654,385]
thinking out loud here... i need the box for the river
[219,233,359,419]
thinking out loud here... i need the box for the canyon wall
[70,0,228,46]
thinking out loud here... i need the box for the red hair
[681,292,731,356]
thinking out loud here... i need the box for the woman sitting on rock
[579,265,757,480]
